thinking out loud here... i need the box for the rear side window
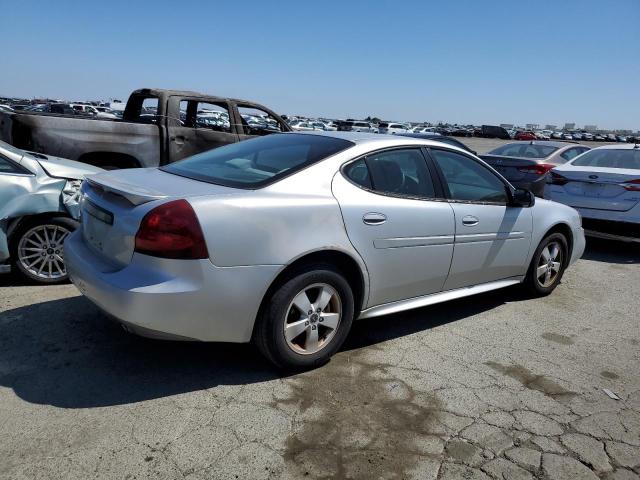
[431,149,508,203]
[344,149,436,198]
[237,105,284,136]
[560,147,583,161]
[163,134,353,188]
[344,159,371,188]
[572,149,640,169]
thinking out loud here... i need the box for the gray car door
[428,148,533,290]
[332,148,456,307]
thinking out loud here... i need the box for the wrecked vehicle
[0,141,103,283]
[0,88,291,169]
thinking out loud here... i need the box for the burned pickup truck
[0,88,291,169]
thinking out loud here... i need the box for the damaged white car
[0,141,103,283]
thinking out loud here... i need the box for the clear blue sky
[2,0,639,130]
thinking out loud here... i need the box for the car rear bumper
[64,231,281,343]
[570,227,586,264]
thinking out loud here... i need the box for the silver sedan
[65,132,585,369]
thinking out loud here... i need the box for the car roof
[293,131,473,152]
[503,140,578,149]
[590,143,640,151]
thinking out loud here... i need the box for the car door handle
[171,135,187,144]
[363,212,387,225]
[462,215,479,226]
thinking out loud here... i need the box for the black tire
[10,216,78,285]
[523,232,568,296]
[253,264,355,370]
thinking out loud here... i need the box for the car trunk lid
[480,154,551,181]
[548,166,640,212]
[79,168,239,268]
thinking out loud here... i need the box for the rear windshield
[162,134,354,188]
[572,148,640,169]
[488,143,558,159]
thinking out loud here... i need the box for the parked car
[377,122,409,135]
[397,132,477,155]
[477,125,511,139]
[448,127,473,137]
[562,133,574,141]
[290,121,317,131]
[581,132,594,141]
[65,132,585,369]
[0,88,291,169]
[551,132,563,139]
[616,135,628,143]
[480,141,590,197]
[593,134,605,142]
[545,144,640,243]
[535,131,551,140]
[337,121,375,133]
[0,140,103,283]
[606,134,617,142]
[514,131,537,141]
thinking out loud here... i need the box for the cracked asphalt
[1,131,639,480]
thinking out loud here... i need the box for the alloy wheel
[536,241,563,288]
[283,283,342,355]
[17,224,70,280]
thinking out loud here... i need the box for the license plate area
[84,198,113,225]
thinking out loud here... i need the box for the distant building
[545,125,557,130]
[500,123,513,129]
[564,123,575,130]
[584,125,597,132]
[526,124,539,131]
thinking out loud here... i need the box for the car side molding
[357,277,523,320]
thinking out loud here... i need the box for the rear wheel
[524,233,568,296]
[254,265,354,370]
[11,216,77,284]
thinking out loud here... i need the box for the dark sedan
[480,141,590,197]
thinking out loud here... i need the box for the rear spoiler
[85,176,167,206]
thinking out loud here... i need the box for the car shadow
[0,285,526,409]
[581,238,640,264]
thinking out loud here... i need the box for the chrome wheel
[536,241,563,288]
[284,283,342,355]
[17,224,70,280]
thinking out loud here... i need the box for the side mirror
[511,188,535,208]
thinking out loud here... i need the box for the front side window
[572,149,640,169]
[345,149,436,198]
[163,134,353,188]
[431,149,508,203]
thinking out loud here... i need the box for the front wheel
[523,233,568,296]
[253,265,355,370]
[11,216,78,284]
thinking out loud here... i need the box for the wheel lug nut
[305,321,309,326]
[319,317,324,322]
[308,310,313,315]
[316,308,321,313]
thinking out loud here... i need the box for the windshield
[162,134,354,188]
[487,143,558,159]
[571,148,640,169]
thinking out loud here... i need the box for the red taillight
[518,163,555,175]
[623,179,640,191]
[135,199,208,259]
